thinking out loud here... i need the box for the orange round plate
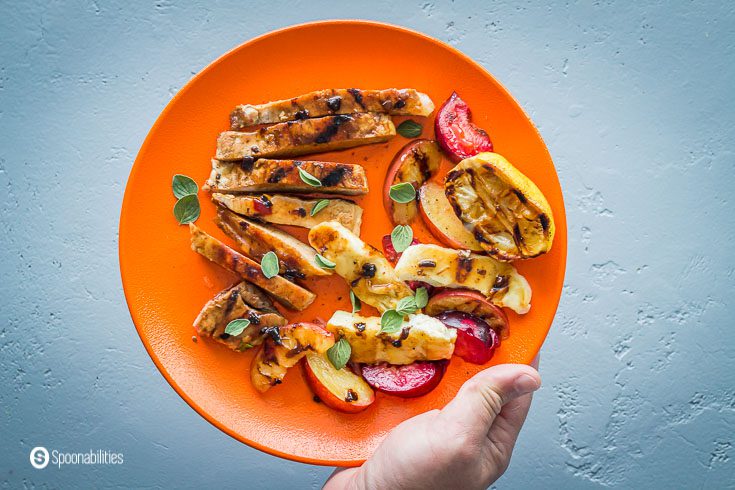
[119,20,567,466]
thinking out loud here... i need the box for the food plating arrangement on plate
[171,87,556,414]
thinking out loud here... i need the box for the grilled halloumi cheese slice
[394,244,532,314]
[189,224,316,311]
[216,208,331,279]
[445,153,555,260]
[308,221,413,312]
[230,88,434,129]
[250,323,334,392]
[217,113,395,161]
[193,282,286,351]
[326,311,456,365]
[205,159,368,195]
[212,193,363,235]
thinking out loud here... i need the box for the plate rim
[118,18,568,467]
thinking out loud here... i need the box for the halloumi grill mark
[394,244,532,314]
[189,224,316,311]
[193,282,287,351]
[230,88,435,129]
[215,208,331,279]
[326,311,456,365]
[308,221,413,313]
[205,159,369,195]
[217,113,396,161]
[212,193,363,235]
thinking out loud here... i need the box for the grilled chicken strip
[308,221,413,313]
[212,193,363,235]
[250,323,334,392]
[193,282,287,351]
[394,244,532,314]
[216,113,395,161]
[230,88,435,129]
[205,159,369,195]
[215,208,331,279]
[189,224,316,311]
[327,311,456,364]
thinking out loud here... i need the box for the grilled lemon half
[445,152,555,260]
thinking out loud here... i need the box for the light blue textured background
[1,1,733,488]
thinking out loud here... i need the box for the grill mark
[294,109,310,120]
[512,189,528,203]
[345,389,358,402]
[314,115,352,144]
[321,166,349,187]
[456,251,473,283]
[493,275,509,291]
[394,98,406,109]
[539,213,550,233]
[347,88,364,108]
[414,149,432,180]
[267,166,288,183]
[222,289,239,318]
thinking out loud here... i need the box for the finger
[484,390,535,466]
[531,353,540,370]
[438,364,541,434]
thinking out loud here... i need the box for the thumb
[438,364,541,433]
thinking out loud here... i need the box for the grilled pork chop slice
[205,159,369,195]
[215,208,331,279]
[189,224,316,311]
[230,88,435,129]
[216,113,395,161]
[212,193,363,235]
[308,221,413,313]
[193,282,287,351]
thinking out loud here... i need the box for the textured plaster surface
[1,1,733,488]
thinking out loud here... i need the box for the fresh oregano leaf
[260,251,279,278]
[327,338,351,370]
[350,290,361,313]
[396,296,418,316]
[396,119,423,138]
[173,194,200,224]
[414,287,429,309]
[380,309,404,334]
[389,182,416,203]
[310,199,330,216]
[172,174,198,198]
[298,167,322,187]
[391,225,414,253]
[315,254,336,269]
[224,318,251,336]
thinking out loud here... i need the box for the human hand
[324,359,541,490]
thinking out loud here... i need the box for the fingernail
[514,373,541,394]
